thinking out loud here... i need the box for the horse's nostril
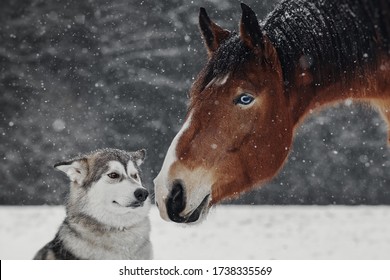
[167,181,186,222]
[134,188,149,202]
[171,183,184,203]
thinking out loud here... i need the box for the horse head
[154,4,293,223]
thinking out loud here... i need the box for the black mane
[200,0,389,92]
[264,0,390,87]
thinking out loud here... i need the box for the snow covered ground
[1,205,389,260]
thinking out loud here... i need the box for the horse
[154,0,390,223]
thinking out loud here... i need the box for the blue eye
[234,93,254,105]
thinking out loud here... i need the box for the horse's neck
[264,0,390,125]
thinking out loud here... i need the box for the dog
[33,148,153,260]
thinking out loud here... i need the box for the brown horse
[154,0,390,223]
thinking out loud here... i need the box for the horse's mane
[197,34,254,92]
[197,0,389,93]
[264,0,390,88]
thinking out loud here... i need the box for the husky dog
[34,148,152,260]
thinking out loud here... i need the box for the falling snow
[0,0,390,206]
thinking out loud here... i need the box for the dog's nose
[134,188,149,202]
[166,181,186,222]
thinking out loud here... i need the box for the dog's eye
[107,172,120,179]
[131,173,138,180]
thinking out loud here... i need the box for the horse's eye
[234,93,254,105]
[107,172,120,179]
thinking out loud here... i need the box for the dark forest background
[1,0,389,205]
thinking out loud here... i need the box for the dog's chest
[62,224,152,259]
[97,230,150,259]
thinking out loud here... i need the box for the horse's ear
[199,7,230,56]
[240,3,278,64]
[240,3,263,49]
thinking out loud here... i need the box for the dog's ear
[54,158,88,185]
[132,149,146,166]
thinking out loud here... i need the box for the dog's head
[55,148,150,228]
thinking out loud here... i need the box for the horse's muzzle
[166,181,209,223]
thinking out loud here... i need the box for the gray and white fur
[34,148,152,260]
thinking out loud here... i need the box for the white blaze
[153,113,193,220]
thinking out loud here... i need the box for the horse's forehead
[194,34,253,91]
[205,73,231,89]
